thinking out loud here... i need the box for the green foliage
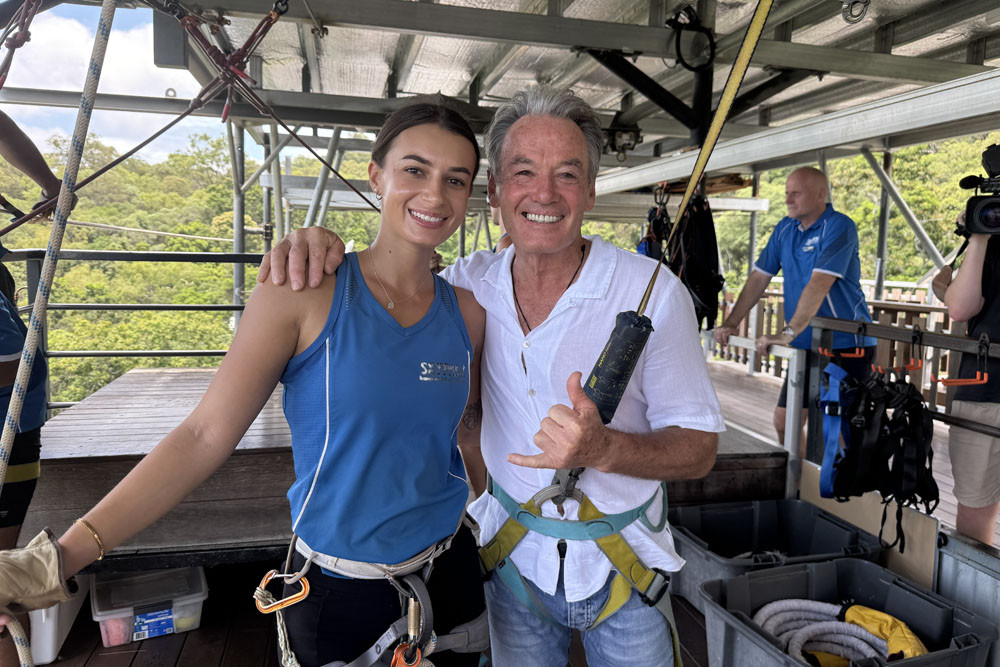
[1,128,996,405]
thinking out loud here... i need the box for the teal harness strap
[490,480,667,541]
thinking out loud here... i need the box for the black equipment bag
[665,195,725,330]
[833,375,892,501]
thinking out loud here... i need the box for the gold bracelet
[75,518,105,561]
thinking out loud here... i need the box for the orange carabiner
[254,569,310,613]
[391,643,422,667]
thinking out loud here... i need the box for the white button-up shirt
[443,236,725,602]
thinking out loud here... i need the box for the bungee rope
[0,0,42,92]
[0,0,117,664]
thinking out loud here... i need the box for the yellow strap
[2,460,39,484]
[479,517,528,572]
[591,573,633,627]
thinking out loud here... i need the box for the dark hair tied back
[370,103,481,185]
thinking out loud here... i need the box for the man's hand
[714,324,737,346]
[754,332,793,356]
[508,372,609,471]
[257,227,345,291]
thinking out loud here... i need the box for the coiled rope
[0,0,117,664]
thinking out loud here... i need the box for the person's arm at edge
[57,277,309,575]
[715,269,772,343]
[257,226,344,290]
[945,234,989,322]
[0,111,61,197]
[454,287,487,497]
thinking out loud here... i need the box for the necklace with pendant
[369,249,431,310]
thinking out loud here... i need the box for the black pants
[282,524,485,667]
[0,428,41,528]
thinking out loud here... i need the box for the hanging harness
[665,194,725,331]
[819,362,939,553]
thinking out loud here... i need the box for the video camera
[960,144,1000,235]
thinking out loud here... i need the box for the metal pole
[241,125,301,194]
[269,122,285,239]
[227,121,246,327]
[472,212,484,251]
[748,172,759,279]
[817,150,832,205]
[860,146,946,269]
[459,218,466,257]
[283,156,293,237]
[874,151,893,300]
[315,149,345,228]
[783,347,805,498]
[304,128,342,227]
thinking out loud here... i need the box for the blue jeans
[485,569,674,667]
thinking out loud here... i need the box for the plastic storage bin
[90,566,208,647]
[28,574,91,665]
[668,499,883,612]
[701,558,999,667]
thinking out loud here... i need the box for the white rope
[0,0,117,663]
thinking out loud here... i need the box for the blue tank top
[281,252,472,564]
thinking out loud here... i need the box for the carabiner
[254,569,310,613]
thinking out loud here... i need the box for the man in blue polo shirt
[715,167,875,451]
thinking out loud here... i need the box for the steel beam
[241,126,302,194]
[874,151,892,300]
[227,122,246,325]
[315,148,345,228]
[596,70,1000,195]
[860,146,945,270]
[718,40,989,86]
[186,0,690,58]
[587,49,698,129]
[385,0,437,97]
[270,123,286,240]
[299,24,322,94]
[610,0,831,123]
[462,0,546,102]
[304,129,341,227]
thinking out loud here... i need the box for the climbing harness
[818,346,940,553]
[253,520,488,667]
[752,599,928,664]
[664,195,725,331]
[0,0,42,91]
[0,194,25,221]
[480,2,773,661]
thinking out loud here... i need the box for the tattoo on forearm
[461,399,483,430]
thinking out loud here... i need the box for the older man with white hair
[260,86,723,666]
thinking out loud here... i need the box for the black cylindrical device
[583,310,654,424]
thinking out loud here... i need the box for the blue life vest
[281,252,472,565]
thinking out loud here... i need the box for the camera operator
[943,209,1000,546]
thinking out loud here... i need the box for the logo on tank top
[419,361,467,383]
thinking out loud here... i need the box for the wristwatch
[780,326,795,338]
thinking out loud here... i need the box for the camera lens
[976,201,1000,229]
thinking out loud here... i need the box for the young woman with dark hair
[0,103,488,667]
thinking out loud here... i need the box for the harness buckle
[824,404,840,417]
[638,569,670,607]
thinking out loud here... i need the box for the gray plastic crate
[701,558,999,667]
[668,499,883,612]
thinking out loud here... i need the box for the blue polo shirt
[0,291,47,432]
[754,204,875,351]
